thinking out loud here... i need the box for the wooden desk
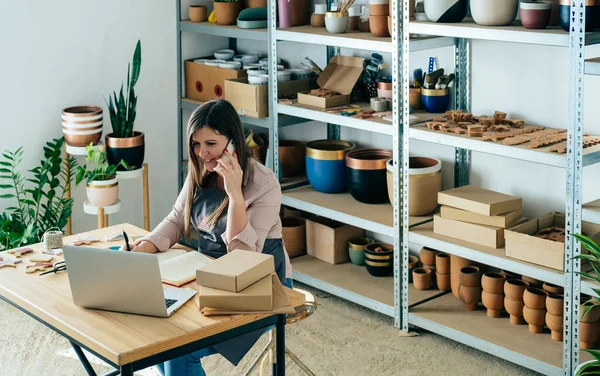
[0,223,301,376]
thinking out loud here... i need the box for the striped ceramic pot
[61,106,103,147]
[424,0,467,22]
[86,177,118,207]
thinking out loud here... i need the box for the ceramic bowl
[242,54,260,64]
[481,272,506,294]
[520,0,551,29]
[421,88,450,113]
[425,0,467,22]
[213,49,235,61]
[481,290,504,318]
[523,287,548,310]
[346,148,393,204]
[365,242,393,277]
[348,237,375,266]
[504,279,530,300]
[247,67,269,76]
[248,74,269,85]
[559,0,599,32]
[204,59,226,67]
[470,0,518,26]
[325,12,349,33]
[277,69,292,82]
[219,61,242,70]
[305,139,355,193]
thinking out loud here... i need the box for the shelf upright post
[326,0,340,140]
[176,0,184,191]
[394,0,410,331]
[565,0,585,372]
[453,38,470,188]
[268,0,280,176]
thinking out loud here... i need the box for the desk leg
[120,364,133,376]
[71,342,97,376]
[275,314,285,376]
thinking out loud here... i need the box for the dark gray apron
[191,185,286,366]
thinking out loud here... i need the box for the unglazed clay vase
[458,283,482,311]
[451,255,472,298]
[281,217,306,259]
[419,247,438,266]
[523,287,548,310]
[522,276,543,288]
[435,253,450,274]
[436,271,451,292]
[580,322,600,349]
[482,290,504,318]
[481,272,506,295]
[504,279,530,301]
[413,268,432,290]
[546,311,564,341]
[581,303,600,323]
[543,282,563,295]
[504,297,526,325]
[546,294,564,316]
[460,266,481,288]
[409,157,442,215]
[523,306,546,333]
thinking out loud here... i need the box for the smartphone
[223,139,236,157]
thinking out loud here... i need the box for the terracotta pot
[86,177,118,207]
[436,271,451,292]
[481,272,506,295]
[523,287,548,310]
[105,131,145,171]
[481,290,504,318]
[370,0,390,16]
[247,0,267,7]
[189,5,208,22]
[311,13,325,27]
[458,283,481,311]
[422,265,436,285]
[408,157,442,216]
[281,217,306,259]
[460,266,481,288]
[500,270,521,280]
[504,297,526,325]
[523,306,546,334]
[451,255,472,298]
[546,311,564,341]
[522,275,543,288]
[369,15,389,37]
[546,294,564,316]
[580,322,600,349]
[408,254,419,283]
[409,87,422,109]
[413,268,432,290]
[214,1,242,25]
[419,247,438,266]
[504,279,529,301]
[581,303,600,323]
[435,253,450,274]
[279,140,305,178]
[543,282,563,295]
[291,0,310,25]
[61,105,103,147]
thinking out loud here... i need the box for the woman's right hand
[120,240,158,254]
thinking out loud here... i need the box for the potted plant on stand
[104,40,144,171]
[75,143,126,208]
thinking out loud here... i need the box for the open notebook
[157,248,213,287]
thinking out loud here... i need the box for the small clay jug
[481,290,504,318]
[435,253,450,274]
[542,282,563,295]
[546,311,563,341]
[523,306,546,333]
[504,297,526,325]
[460,266,481,288]
[546,294,564,316]
[481,272,506,295]
[504,279,529,301]
[412,268,432,290]
[458,283,482,311]
[523,287,548,310]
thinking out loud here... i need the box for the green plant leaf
[130,40,142,90]
[0,162,11,167]
[0,184,13,189]
[0,194,15,198]
[0,168,11,174]
[574,234,600,259]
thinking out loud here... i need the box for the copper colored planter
[346,148,392,204]
[105,132,145,171]
[61,105,103,147]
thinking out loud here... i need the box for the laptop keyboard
[165,298,178,309]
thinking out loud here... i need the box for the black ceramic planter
[346,149,392,204]
[106,132,145,171]
[365,242,393,277]
[559,0,599,32]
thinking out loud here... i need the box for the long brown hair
[184,100,251,237]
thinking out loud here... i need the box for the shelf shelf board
[275,26,455,53]
[583,199,600,225]
[409,222,564,287]
[179,21,267,41]
[409,293,563,375]
[409,123,600,168]
[280,175,308,191]
[409,19,600,47]
[585,57,600,76]
[291,255,444,317]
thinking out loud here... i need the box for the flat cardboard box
[505,212,600,271]
[440,205,523,229]
[434,214,505,249]
[185,57,247,102]
[306,216,364,264]
[297,55,365,109]
[224,78,313,118]
[197,273,273,311]
[196,249,274,293]
[438,185,522,216]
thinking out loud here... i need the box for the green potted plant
[0,138,76,250]
[75,143,126,207]
[104,39,144,171]
[572,233,600,375]
[213,0,242,25]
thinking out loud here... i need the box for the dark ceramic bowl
[305,140,355,193]
[421,88,450,113]
[520,0,551,29]
[346,148,393,204]
[559,0,599,32]
[365,242,393,277]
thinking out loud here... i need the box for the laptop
[63,245,197,317]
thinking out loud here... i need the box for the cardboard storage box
[440,205,523,229]
[196,249,274,293]
[306,216,364,264]
[438,185,522,217]
[197,273,273,311]
[185,57,247,102]
[434,214,505,249]
[505,212,600,271]
[224,78,313,118]
[297,55,365,109]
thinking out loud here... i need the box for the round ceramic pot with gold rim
[61,106,103,147]
[325,12,349,34]
[86,177,118,207]
[305,139,355,193]
[105,132,145,171]
[365,242,393,277]
[409,157,442,215]
[421,88,450,113]
[348,237,375,266]
[346,148,392,204]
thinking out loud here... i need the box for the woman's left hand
[216,151,244,200]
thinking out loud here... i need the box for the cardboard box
[224,78,313,118]
[438,185,522,216]
[197,273,273,311]
[306,216,364,264]
[440,205,523,229]
[185,57,247,102]
[196,249,274,293]
[297,55,365,109]
[434,215,505,249]
[505,212,600,271]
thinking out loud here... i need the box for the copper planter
[105,131,145,171]
[346,148,392,204]
[61,105,103,147]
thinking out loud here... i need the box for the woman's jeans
[156,278,294,376]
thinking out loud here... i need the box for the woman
[124,99,292,376]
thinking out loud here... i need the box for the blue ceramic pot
[559,0,599,32]
[305,140,355,193]
[421,88,450,113]
[346,148,393,204]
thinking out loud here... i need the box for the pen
[123,231,132,252]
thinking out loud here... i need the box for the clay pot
[408,255,419,283]
[523,306,546,334]
[86,177,118,207]
[500,270,521,280]
[523,287,548,310]
[419,247,438,266]
[365,242,393,277]
[214,1,242,25]
[409,157,442,215]
[504,279,529,301]
[281,217,306,259]
[291,0,310,25]
[422,265,436,285]
[348,237,374,266]
[581,303,600,323]
[436,271,451,292]
[546,294,564,316]
[460,266,481,288]
[369,15,389,37]
[409,87,422,109]
[435,253,450,274]
[543,282,563,295]
[481,272,506,295]
[458,283,482,311]
[481,290,504,318]
[522,275,543,288]
[370,0,390,16]
[311,13,325,27]
[504,297,526,325]
[189,5,208,22]
[346,149,393,204]
[247,0,268,7]
[580,322,600,349]
[546,311,564,341]
[520,0,551,29]
[348,15,360,31]
[279,140,305,178]
[413,268,432,290]
[451,255,472,298]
